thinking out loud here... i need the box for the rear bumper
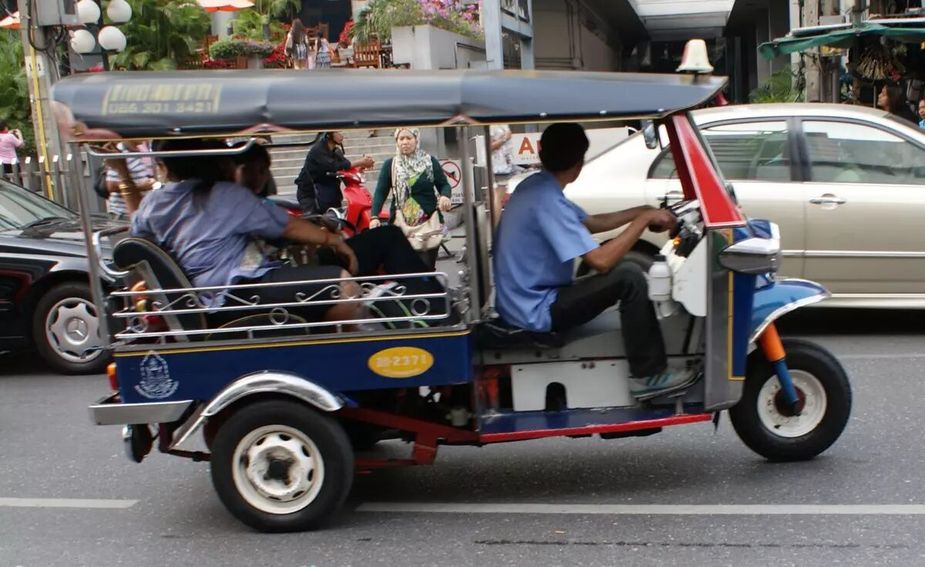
[89,393,194,425]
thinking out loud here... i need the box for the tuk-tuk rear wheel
[729,339,851,462]
[210,399,354,532]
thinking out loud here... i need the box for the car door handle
[809,196,847,205]
[657,191,684,201]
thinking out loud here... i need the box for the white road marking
[835,353,925,360]
[0,497,137,509]
[357,503,925,516]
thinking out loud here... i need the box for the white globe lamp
[70,29,97,54]
[76,0,101,24]
[98,25,127,52]
[107,0,132,24]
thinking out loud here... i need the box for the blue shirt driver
[493,170,597,332]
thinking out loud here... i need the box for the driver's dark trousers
[549,262,667,378]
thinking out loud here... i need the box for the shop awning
[759,21,925,59]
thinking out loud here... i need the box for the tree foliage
[750,68,803,104]
[109,0,211,71]
[0,31,33,155]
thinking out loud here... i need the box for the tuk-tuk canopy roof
[51,69,728,141]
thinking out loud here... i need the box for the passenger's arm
[281,216,358,274]
[369,160,391,227]
[581,209,675,273]
[582,205,656,234]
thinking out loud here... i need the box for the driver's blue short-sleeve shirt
[493,170,598,332]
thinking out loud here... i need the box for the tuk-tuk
[52,66,851,533]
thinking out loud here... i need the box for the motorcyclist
[295,131,374,214]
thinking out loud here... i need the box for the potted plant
[209,38,275,69]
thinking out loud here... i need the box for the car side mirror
[642,120,658,150]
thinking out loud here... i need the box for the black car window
[0,179,76,229]
[802,120,925,184]
[649,121,791,182]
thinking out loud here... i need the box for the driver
[493,123,697,400]
[295,131,374,214]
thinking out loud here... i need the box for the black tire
[729,339,851,462]
[210,400,354,532]
[32,281,109,375]
[576,250,655,277]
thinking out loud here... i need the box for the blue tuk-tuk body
[53,68,850,533]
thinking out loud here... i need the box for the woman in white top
[0,120,24,176]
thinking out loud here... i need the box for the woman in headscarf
[371,128,453,268]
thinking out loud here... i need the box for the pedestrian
[314,36,331,69]
[877,84,916,123]
[103,139,157,219]
[489,123,516,225]
[371,128,453,269]
[285,18,310,70]
[0,120,24,177]
[917,98,925,130]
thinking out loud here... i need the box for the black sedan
[0,179,120,374]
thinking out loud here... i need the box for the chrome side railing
[109,272,453,342]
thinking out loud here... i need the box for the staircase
[269,129,396,197]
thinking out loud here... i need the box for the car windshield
[0,179,77,231]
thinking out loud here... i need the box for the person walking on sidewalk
[0,120,24,176]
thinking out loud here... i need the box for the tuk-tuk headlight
[719,222,782,275]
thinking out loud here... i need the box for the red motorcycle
[272,167,383,238]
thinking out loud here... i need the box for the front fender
[749,278,829,343]
[170,371,345,450]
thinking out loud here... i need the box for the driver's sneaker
[629,368,700,401]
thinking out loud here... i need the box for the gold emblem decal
[368,347,434,378]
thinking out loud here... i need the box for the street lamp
[70,0,131,64]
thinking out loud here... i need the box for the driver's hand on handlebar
[646,208,677,234]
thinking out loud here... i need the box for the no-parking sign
[440,159,464,204]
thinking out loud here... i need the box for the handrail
[85,138,257,160]
[93,225,131,280]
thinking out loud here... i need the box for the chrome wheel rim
[757,370,828,438]
[232,425,325,515]
[44,297,103,364]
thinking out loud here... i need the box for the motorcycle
[271,167,382,238]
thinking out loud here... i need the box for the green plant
[0,31,34,156]
[351,0,481,43]
[750,68,803,103]
[109,0,210,71]
[209,38,275,60]
[231,9,287,41]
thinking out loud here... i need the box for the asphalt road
[1,309,924,567]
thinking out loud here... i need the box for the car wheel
[32,282,108,375]
[210,400,354,532]
[729,339,852,462]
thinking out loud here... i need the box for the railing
[109,272,457,343]
[0,153,105,213]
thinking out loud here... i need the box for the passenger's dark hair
[538,123,589,172]
[290,18,305,44]
[154,138,233,202]
[231,141,272,167]
[0,120,7,131]
[882,85,907,116]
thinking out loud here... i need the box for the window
[649,121,791,182]
[802,120,925,185]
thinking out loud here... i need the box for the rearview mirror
[642,121,658,150]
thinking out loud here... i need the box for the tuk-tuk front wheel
[210,400,353,532]
[729,339,851,462]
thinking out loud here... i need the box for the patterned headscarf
[392,128,434,203]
